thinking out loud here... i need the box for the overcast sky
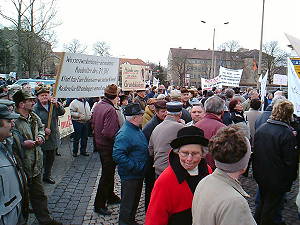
[3,0,300,66]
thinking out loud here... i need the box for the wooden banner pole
[46,52,65,140]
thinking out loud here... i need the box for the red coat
[195,113,226,169]
[145,151,212,225]
[91,98,120,150]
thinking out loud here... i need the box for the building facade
[167,47,267,87]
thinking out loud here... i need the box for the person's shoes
[44,219,63,225]
[108,195,121,204]
[56,152,61,156]
[80,152,89,156]
[43,177,56,184]
[94,207,112,215]
[73,153,78,157]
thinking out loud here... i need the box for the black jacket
[142,115,163,142]
[255,104,272,130]
[253,119,299,193]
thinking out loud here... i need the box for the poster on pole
[58,107,74,139]
[260,71,268,111]
[201,76,221,90]
[219,66,243,87]
[122,64,145,91]
[273,74,287,86]
[288,58,300,117]
[55,53,119,98]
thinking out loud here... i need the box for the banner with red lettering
[58,107,74,138]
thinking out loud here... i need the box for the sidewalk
[29,138,299,225]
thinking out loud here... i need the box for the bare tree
[170,54,191,86]
[0,0,60,77]
[217,40,241,52]
[93,41,111,56]
[262,41,289,84]
[64,39,87,54]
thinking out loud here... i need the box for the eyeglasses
[179,151,201,158]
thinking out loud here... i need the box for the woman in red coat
[145,126,212,225]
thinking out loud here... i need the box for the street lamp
[201,20,229,78]
[257,0,266,88]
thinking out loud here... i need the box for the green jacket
[12,112,45,178]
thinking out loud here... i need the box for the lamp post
[257,0,266,88]
[201,21,229,78]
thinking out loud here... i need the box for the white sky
[3,0,300,66]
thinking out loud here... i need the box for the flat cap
[166,101,183,114]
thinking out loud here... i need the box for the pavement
[28,137,300,225]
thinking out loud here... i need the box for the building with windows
[167,47,265,87]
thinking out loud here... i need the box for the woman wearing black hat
[145,126,212,225]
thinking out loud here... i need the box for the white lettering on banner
[288,58,300,116]
[122,64,145,91]
[55,53,119,98]
[219,66,243,87]
[58,107,74,138]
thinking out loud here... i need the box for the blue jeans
[72,120,88,154]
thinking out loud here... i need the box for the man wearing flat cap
[92,84,121,215]
[149,101,185,177]
[12,90,62,225]
[33,86,65,184]
[134,89,148,110]
[0,104,28,225]
[113,102,149,225]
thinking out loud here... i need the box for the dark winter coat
[253,119,299,193]
[255,104,272,129]
[91,98,120,150]
[142,115,163,142]
[33,100,65,151]
[112,120,149,180]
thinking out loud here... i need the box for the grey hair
[126,115,139,121]
[271,95,286,107]
[204,96,225,115]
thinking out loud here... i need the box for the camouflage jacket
[12,111,45,178]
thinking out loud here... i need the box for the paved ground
[28,137,300,225]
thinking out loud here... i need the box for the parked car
[8,79,55,90]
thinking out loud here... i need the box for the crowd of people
[0,79,299,225]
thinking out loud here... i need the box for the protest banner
[219,66,243,87]
[201,76,221,90]
[54,53,119,98]
[288,58,300,117]
[58,107,74,139]
[290,58,300,78]
[285,34,300,59]
[273,74,287,86]
[153,77,159,87]
[122,64,145,91]
[260,71,268,111]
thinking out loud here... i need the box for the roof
[119,58,148,66]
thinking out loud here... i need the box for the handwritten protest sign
[219,66,243,87]
[58,107,74,138]
[122,64,145,91]
[55,53,119,98]
[201,76,221,90]
[273,74,287,86]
